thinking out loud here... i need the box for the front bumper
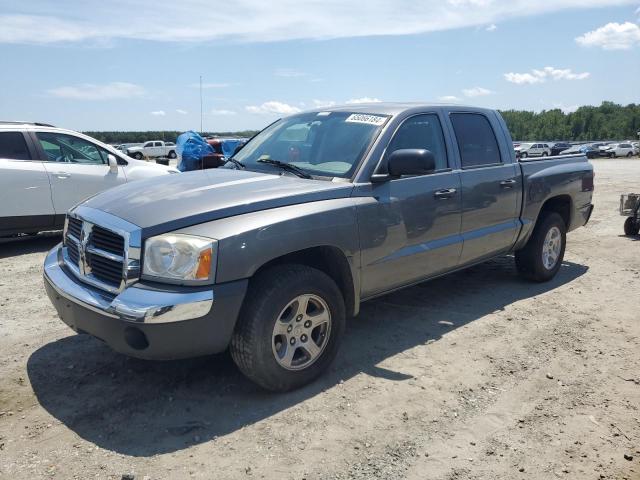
[43,244,247,360]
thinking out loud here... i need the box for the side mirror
[386,149,436,178]
[107,154,119,174]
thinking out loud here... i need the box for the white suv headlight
[142,234,216,283]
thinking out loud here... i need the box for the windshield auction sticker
[345,114,387,126]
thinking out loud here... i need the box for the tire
[168,151,177,159]
[515,212,566,282]
[230,264,346,392]
[134,152,143,160]
[627,152,633,158]
[520,152,528,158]
[542,152,548,157]
[624,217,640,236]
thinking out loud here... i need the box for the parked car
[126,141,177,160]
[43,104,594,391]
[550,142,572,156]
[202,138,247,169]
[114,143,141,153]
[514,142,551,158]
[560,144,600,159]
[601,143,635,158]
[0,122,179,236]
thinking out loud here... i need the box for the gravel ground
[0,158,639,480]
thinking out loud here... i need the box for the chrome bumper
[44,244,213,324]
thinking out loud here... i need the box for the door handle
[55,172,71,179]
[500,179,517,188]
[434,188,457,199]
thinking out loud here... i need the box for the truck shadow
[27,256,587,457]
[0,232,61,259]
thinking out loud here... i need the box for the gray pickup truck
[43,104,594,391]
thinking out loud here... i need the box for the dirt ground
[0,158,638,480]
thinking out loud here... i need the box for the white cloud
[150,110,166,116]
[438,95,461,102]
[576,22,640,50]
[462,87,493,97]
[345,97,382,104]
[486,23,497,31]
[552,103,580,113]
[1,1,636,45]
[47,82,145,100]
[176,109,188,114]
[210,109,237,116]
[504,66,590,84]
[246,101,301,115]
[313,99,337,108]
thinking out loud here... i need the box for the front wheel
[520,152,528,158]
[230,264,345,392]
[515,212,566,282]
[624,217,640,236]
[542,152,548,157]
[134,152,143,160]
[626,152,633,158]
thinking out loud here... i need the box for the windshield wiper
[225,157,245,169]
[257,158,312,179]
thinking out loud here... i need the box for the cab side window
[36,132,107,165]
[450,113,502,168]
[386,114,448,171]
[0,132,31,160]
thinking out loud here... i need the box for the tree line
[500,102,640,141]
[84,102,640,145]
[84,130,260,144]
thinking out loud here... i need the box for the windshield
[228,111,389,178]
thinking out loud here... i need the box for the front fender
[174,198,362,283]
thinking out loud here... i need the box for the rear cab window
[0,131,32,160]
[450,113,502,168]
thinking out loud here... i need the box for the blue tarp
[220,139,243,158]
[176,131,214,172]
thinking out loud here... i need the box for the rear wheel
[516,212,566,282]
[624,217,639,236]
[230,264,345,392]
[520,152,528,158]
[134,152,143,160]
[542,152,548,157]
[168,150,177,159]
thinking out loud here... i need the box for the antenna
[199,75,203,135]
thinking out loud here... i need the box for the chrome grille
[62,208,141,294]
[67,217,83,240]
[91,226,125,256]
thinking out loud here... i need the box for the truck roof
[307,102,496,116]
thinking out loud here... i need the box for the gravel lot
[0,158,639,480]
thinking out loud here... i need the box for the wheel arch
[252,246,358,318]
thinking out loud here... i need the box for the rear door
[447,112,520,264]
[0,131,55,233]
[33,131,126,214]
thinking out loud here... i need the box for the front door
[448,112,520,264]
[357,113,463,297]
[34,131,126,214]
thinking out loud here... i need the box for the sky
[0,0,639,132]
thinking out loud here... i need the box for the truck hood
[81,169,354,236]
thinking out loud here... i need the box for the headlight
[142,234,216,284]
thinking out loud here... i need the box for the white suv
[0,122,179,236]
[515,142,551,158]
[602,143,635,158]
